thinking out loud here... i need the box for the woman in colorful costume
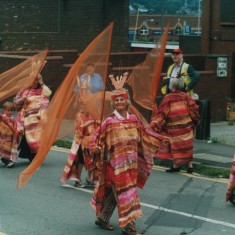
[13,74,51,162]
[0,102,19,167]
[90,89,167,235]
[226,155,235,204]
[151,77,200,173]
[61,105,100,187]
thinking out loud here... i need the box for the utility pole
[198,0,201,36]
[134,9,139,41]
[160,0,164,35]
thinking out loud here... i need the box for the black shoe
[74,181,85,188]
[1,158,10,167]
[95,218,114,230]
[5,161,14,168]
[85,178,95,188]
[187,167,194,174]
[166,167,180,173]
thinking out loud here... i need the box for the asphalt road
[0,149,235,235]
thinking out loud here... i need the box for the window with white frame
[140,25,148,35]
[174,25,182,35]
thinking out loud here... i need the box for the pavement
[193,121,235,169]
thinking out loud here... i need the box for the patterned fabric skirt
[226,155,235,202]
[24,113,42,153]
[156,129,194,165]
[90,163,143,227]
[0,123,17,162]
[60,140,83,184]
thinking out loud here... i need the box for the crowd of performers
[0,60,235,235]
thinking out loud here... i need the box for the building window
[140,25,148,35]
[220,0,235,25]
[174,25,182,35]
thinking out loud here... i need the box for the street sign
[217,57,227,77]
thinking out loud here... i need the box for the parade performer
[90,74,167,234]
[61,105,100,187]
[226,155,235,204]
[0,102,19,167]
[13,74,51,162]
[151,77,200,173]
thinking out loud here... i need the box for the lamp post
[197,0,201,36]
[134,9,140,41]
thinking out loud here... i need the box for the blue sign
[183,25,191,35]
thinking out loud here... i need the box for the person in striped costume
[13,74,51,162]
[90,89,167,235]
[151,77,200,173]
[0,102,19,167]
[226,155,235,204]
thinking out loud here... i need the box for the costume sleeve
[13,89,26,110]
[187,64,200,90]
[41,84,52,97]
[89,116,109,156]
[136,116,169,189]
[150,96,170,133]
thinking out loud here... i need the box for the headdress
[109,72,129,100]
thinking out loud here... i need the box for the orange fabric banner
[0,50,48,102]
[17,23,114,188]
[127,21,170,110]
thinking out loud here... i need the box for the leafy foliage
[130,0,200,15]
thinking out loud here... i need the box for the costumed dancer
[13,74,51,162]
[0,102,20,167]
[60,105,100,188]
[90,73,167,235]
[226,155,235,204]
[151,77,200,173]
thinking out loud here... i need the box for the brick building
[0,0,129,52]
[201,0,235,99]
[0,0,129,99]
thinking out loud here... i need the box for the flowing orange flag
[17,23,114,188]
[127,21,170,110]
[0,50,48,102]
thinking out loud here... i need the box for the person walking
[0,102,19,167]
[226,155,235,204]
[13,74,51,162]
[61,105,100,188]
[90,89,166,235]
[151,77,200,173]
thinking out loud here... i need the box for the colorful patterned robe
[0,114,18,162]
[90,111,166,227]
[226,155,235,202]
[60,112,99,184]
[151,90,200,165]
[13,85,51,153]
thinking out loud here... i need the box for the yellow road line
[52,147,229,184]
[152,165,228,184]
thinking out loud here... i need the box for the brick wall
[201,0,235,55]
[0,0,129,52]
